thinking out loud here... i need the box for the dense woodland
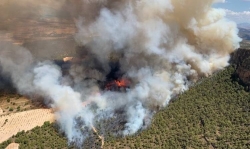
[105,65,250,148]
[0,65,249,148]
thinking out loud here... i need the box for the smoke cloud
[0,0,241,146]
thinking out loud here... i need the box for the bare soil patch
[0,109,55,143]
[5,143,19,149]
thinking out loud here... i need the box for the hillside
[238,23,250,30]
[0,2,250,148]
[238,24,250,49]
[1,65,249,148]
[239,28,250,41]
[105,65,250,148]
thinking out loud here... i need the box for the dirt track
[0,109,55,143]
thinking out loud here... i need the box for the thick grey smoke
[72,0,241,137]
[0,0,241,146]
[0,42,34,94]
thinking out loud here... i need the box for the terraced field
[0,109,54,143]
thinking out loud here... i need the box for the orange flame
[105,78,130,90]
[115,79,127,87]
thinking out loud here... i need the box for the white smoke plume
[33,63,94,142]
[0,0,242,146]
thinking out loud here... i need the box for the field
[0,65,249,148]
[0,93,33,115]
[0,109,55,143]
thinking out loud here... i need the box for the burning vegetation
[0,0,242,147]
[104,78,131,91]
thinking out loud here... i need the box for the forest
[0,65,249,148]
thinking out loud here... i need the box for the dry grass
[0,94,33,115]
